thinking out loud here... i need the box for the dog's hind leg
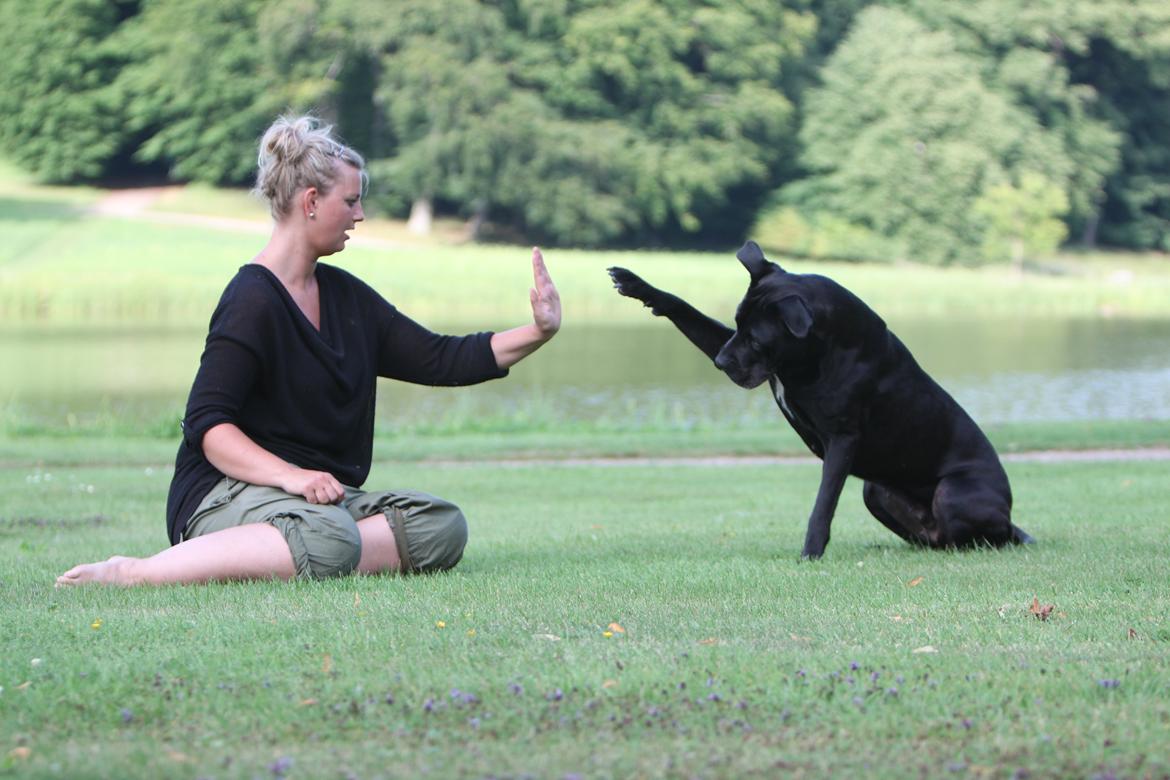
[862,482,936,547]
[608,267,734,360]
[931,476,1015,549]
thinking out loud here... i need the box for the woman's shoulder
[209,265,284,329]
[318,263,397,311]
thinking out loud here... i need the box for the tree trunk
[1011,237,1025,275]
[463,199,487,241]
[1081,210,1100,248]
[407,196,433,235]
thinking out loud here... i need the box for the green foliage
[0,0,137,181]
[114,0,357,184]
[751,204,900,262]
[2,0,1169,253]
[355,0,811,246]
[974,172,1069,267]
[781,7,1081,264]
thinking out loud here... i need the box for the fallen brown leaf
[907,576,924,587]
[1029,596,1055,621]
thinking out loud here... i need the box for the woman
[57,115,560,586]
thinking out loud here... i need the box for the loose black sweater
[165,263,507,544]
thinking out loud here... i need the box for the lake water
[2,316,1169,432]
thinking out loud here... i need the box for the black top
[165,263,507,544]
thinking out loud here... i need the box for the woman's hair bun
[253,115,365,219]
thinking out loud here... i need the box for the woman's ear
[301,187,319,219]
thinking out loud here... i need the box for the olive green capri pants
[184,478,468,579]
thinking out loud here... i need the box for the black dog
[608,240,1033,559]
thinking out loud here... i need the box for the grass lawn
[2,453,1168,778]
[2,164,1169,778]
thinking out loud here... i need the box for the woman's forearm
[201,423,296,487]
[490,323,555,370]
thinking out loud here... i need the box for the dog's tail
[1010,524,1036,545]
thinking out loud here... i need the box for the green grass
[3,162,1170,777]
[2,169,1170,329]
[1,456,1168,778]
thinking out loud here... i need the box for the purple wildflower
[508,682,524,696]
[268,757,294,777]
[119,708,134,724]
[850,661,860,671]
[1098,679,1121,689]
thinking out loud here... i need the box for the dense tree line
[1,0,1167,261]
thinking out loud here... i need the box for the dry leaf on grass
[1029,596,1055,621]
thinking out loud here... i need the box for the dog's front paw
[607,267,648,299]
[800,535,829,560]
[608,267,671,315]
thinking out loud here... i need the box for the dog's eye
[749,338,763,353]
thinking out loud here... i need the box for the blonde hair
[253,115,366,219]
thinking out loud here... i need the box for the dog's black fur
[608,240,1033,559]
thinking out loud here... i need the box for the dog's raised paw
[607,267,649,300]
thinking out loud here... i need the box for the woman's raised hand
[529,247,561,339]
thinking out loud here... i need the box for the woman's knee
[272,508,362,579]
[355,489,468,574]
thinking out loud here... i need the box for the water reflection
[2,317,1169,431]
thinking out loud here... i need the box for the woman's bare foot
[56,556,141,587]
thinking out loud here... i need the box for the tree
[354,0,812,246]
[893,0,1122,246]
[0,0,139,181]
[113,0,358,185]
[778,6,1078,264]
[974,172,1069,270]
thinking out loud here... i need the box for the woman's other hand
[278,468,345,504]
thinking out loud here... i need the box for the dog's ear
[736,240,777,281]
[775,295,812,338]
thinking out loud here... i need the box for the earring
[309,212,316,218]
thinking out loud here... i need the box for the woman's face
[309,162,365,256]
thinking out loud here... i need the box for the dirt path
[416,447,1170,469]
[87,186,406,248]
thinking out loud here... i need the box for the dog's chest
[768,375,792,416]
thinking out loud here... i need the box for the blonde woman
[58,115,560,585]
